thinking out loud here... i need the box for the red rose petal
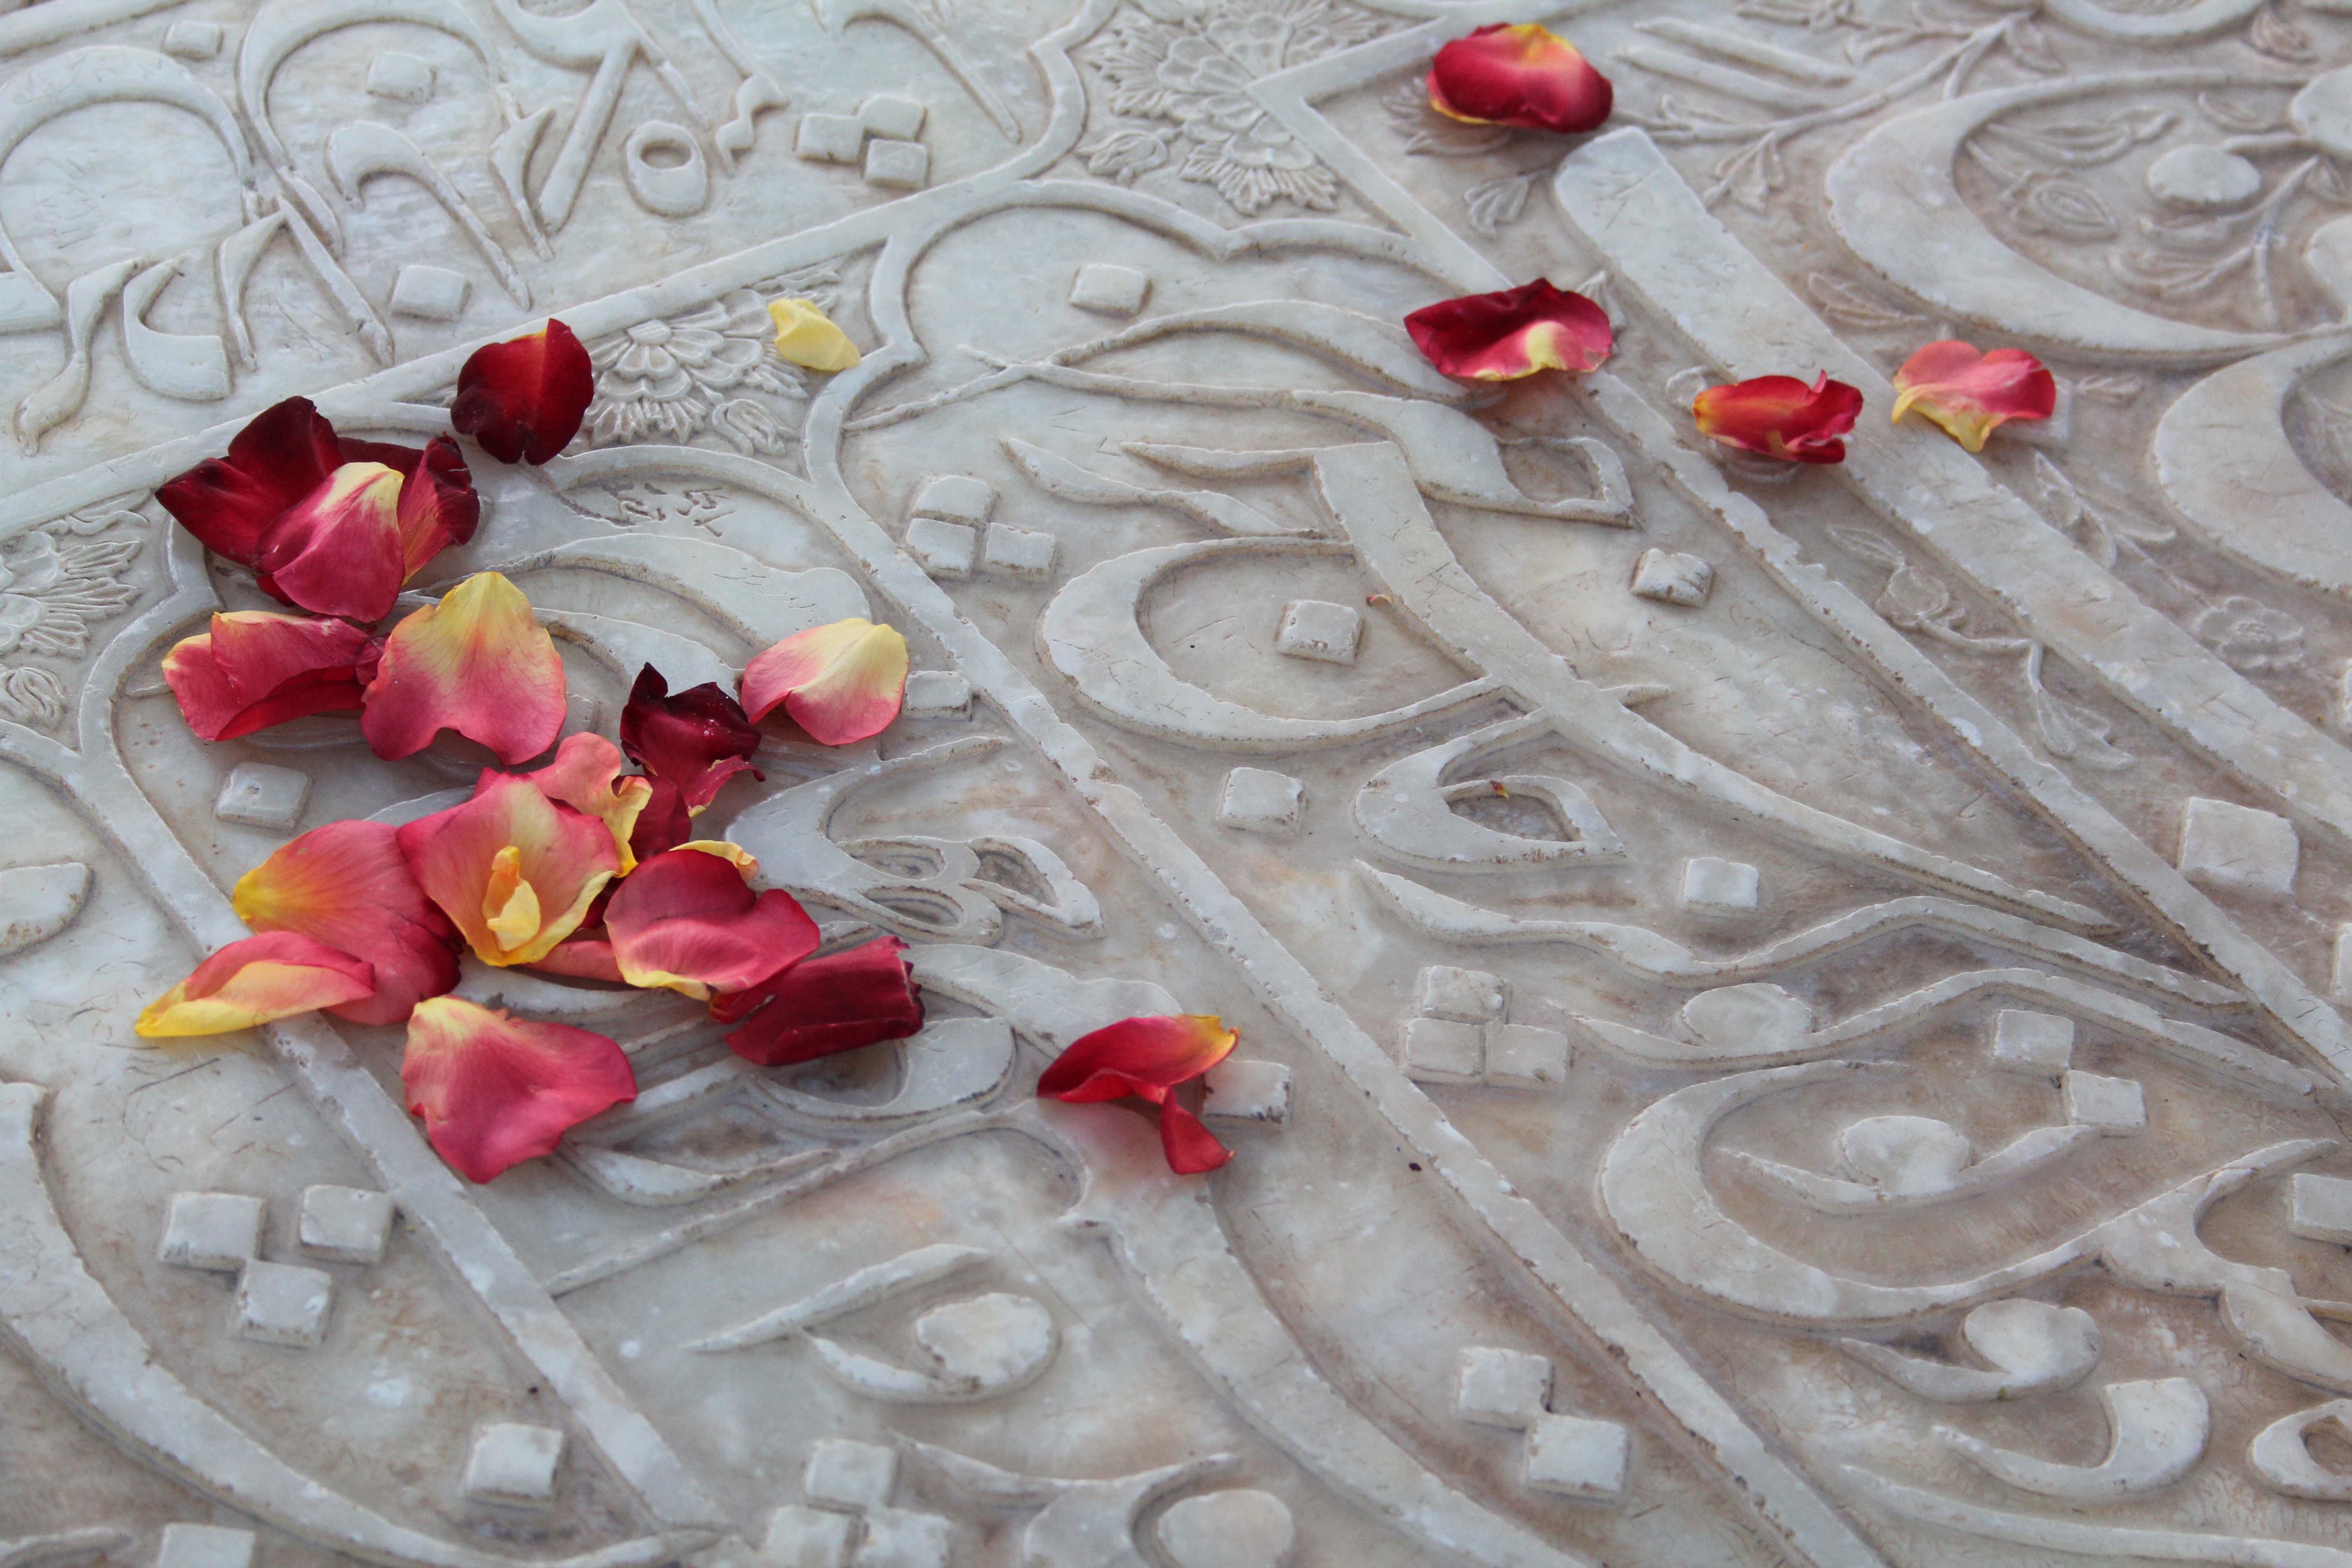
[629,775,695,863]
[1155,1098,1233,1175]
[163,611,373,741]
[1428,23,1612,135]
[361,572,567,764]
[402,995,635,1182]
[718,936,925,1067]
[1891,340,2058,453]
[136,931,376,1037]
[1038,1014,1239,1099]
[620,664,764,811]
[231,818,461,1026]
[604,845,819,1000]
[255,461,407,622]
[155,397,345,567]
[451,319,594,465]
[1404,281,1612,381]
[1692,372,1864,464]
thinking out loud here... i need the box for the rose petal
[451,319,594,465]
[1428,23,1612,135]
[629,775,694,863]
[231,818,461,1025]
[530,935,624,984]
[155,397,345,567]
[1155,1098,1232,1175]
[620,664,763,812]
[604,845,818,1000]
[1037,1014,1238,1098]
[164,611,373,741]
[1692,372,1863,464]
[527,732,655,872]
[362,571,566,764]
[136,931,375,1037]
[394,435,481,576]
[397,771,619,967]
[718,936,924,1067]
[739,618,908,745]
[1891,340,2058,453]
[1404,281,1612,381]
[768,298,861,373]
[401,995,635,1182]
[254,461,407,622]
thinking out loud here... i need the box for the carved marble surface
[16,0,2352,1565]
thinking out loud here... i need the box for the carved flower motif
[0,517,140,726]
[1086,0,1386,213]
[584,288,815,453]
[2191,594,2304,673]
[2010,172,2119,242]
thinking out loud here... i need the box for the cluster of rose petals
[740,618,909,745]
[1693,373,1864,464]
[1891,340,2057,452]
[1038,1014,1240,1174]
[1405,281,1612,381]
[1428,23,1612,135]
[451,320,596,465]
[157,397,479,625]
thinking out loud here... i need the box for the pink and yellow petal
[603,846,817,999]
[527,733,655,872]
[253,461,407,622]
[739,618,908,746]
[136,931,374,1037]
[230,818,460,1025]
[395,772,619,967]
[362,572,566,764]
[1404,281,1612,381]
[1427,24,1612,134]
[1890,340,2057,453]
[400,996,635,1181]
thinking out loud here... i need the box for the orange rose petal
[1428,23,1612,134]
[716,936,924,1066]
[254,461,407,622]
[232,818,461,1026]
[361,572,566,764]
[155,397,345,568]
[451,320,593,465]
[619,665,763,811]
[1404,281,1612,381]
[136,931,375,1038]
[1692,372,1864,465]
[604,845,818,1000]
[164,611,373,742]
[527,733,655,873]
[401,995,635,1182]
[1891,340,2058,453]
[739,618,908,746]
[395,771,619,967]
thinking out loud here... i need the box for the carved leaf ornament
[117,317,1182,1182]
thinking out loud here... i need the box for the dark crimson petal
[620,664,764,811]
[394,435,481,577]
[720,937,924,1067]
[155,397,345,566]
[629,776,694,862]
[451,319,594,465]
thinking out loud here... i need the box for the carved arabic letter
[1352,715,1628,872]
[1841,1298,2102,1400]
[2249,1399,2352,1500]
[119,257,230,402]
[0,862,87,957]
[1940,1378,2208,1499]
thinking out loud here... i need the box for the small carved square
[1524,1413,1631,1502]
[805,1438,897,1509]
[464,1422,564,1506]
[858,94,928,142]
[1202,1058,1291,1126]
[2177,795,2298,900]
[1679,856,1758,916]
[863,138,930,190]
[1069,264,1151,315]
[902,671,972,720]
[2062,1071,2146,1133]
[983,523,1058,580]
[1991,1009,2073,1073]
[1456,1345,1550,1429]
[1400,1017,1483,1082]
[216,762,310,831]
[904,518,976,579]
[858,1508,954,1568]
[912,475,995,524]
[232,1261,334,1348]
[1630,548,1713,608]
[1486,1024,1569,1087]
[1215,767,1301,835]
[1275,599,1362,665]
[795,113,866,164]
[161,20,225,59]
[160,1191,264,1272]
[390,265,471,322]
[154,1526,254,1568]
[760,1505,855,1568]
[298,1185,395,1264]
[2292,1173,2352,1245]
[1417,965,1506,1023]
[366,51,435,103]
